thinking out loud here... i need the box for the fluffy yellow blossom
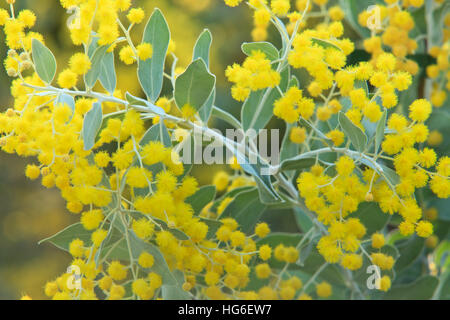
[378,276,391,292]
[255,222,270,238]
[290,127,306,144]
[138,252,155,268]
[137,43,153,61]
[80,209,104,230]
[213,171,230,191]
[127,8,145,24]
[69,239,85,258]
[57,69,78,88]
[409,99,432,122]
[119,45,135,65]
[108,261,128,281]
[371,233,385,249]
[416,221,433,238]
[341,254,363,270]
[316,281,332,298]
[69,53,91,75]
[259,244,272,261]
[91,229,108,247]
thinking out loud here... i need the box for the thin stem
[300,262,329,295]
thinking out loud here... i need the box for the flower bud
[7,68,17,77]
[41,166,50,176]
[6,108,15,117]
[7,49,17,57]
[21,61,32,70]
[19,52,29,61]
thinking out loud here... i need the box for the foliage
[0,0,449,300]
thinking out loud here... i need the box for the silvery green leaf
[186,185,216,216]
[85,45,108,89]
[311,37,342,51]
[278,154,317,172]
[82,101,103,150]
[31,39,57,84]
[220,187,266,234]
[211,106,241,129]
[375,109,387,154]
[138,8,170,102]
[338,111,368,152]
[38,223,92,251]
[193,30,215,123]
[241,41,279,61]
[99,51,116,94]
[55,93,75,113]
[383,276,438,300]
[193,29,212,67]
[174,58,215,111]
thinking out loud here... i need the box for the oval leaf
[242,42,279,61]
[174,58,215,111]
[394,236,425,273]
[278,154,317,172]
[82,101,103,150]
[220,187,267,234]
[193,29,215,123]
[311,37,342,51]
[99,51,117,94]
[186,185,216,215]
[338,111,368,152]
[32,39,57,84]
[383,276,439,300]
[375,109,387,154]
[138,8,170,102]
[55,93,75,119]
[85,45,108,89]
[193,29,212,67]
[38,223,92,251]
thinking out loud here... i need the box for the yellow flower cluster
[288,30,352,98]
[212,170,255,196]
[226,50,281,101]
[359,1,421,76]
[380,100,450,203]
[244,0,346,42]
[427,42,449,107]
[60,0,124,46]
[273,87,315,123]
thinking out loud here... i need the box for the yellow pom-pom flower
[137,43,153,61]
[127,8,145,24]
